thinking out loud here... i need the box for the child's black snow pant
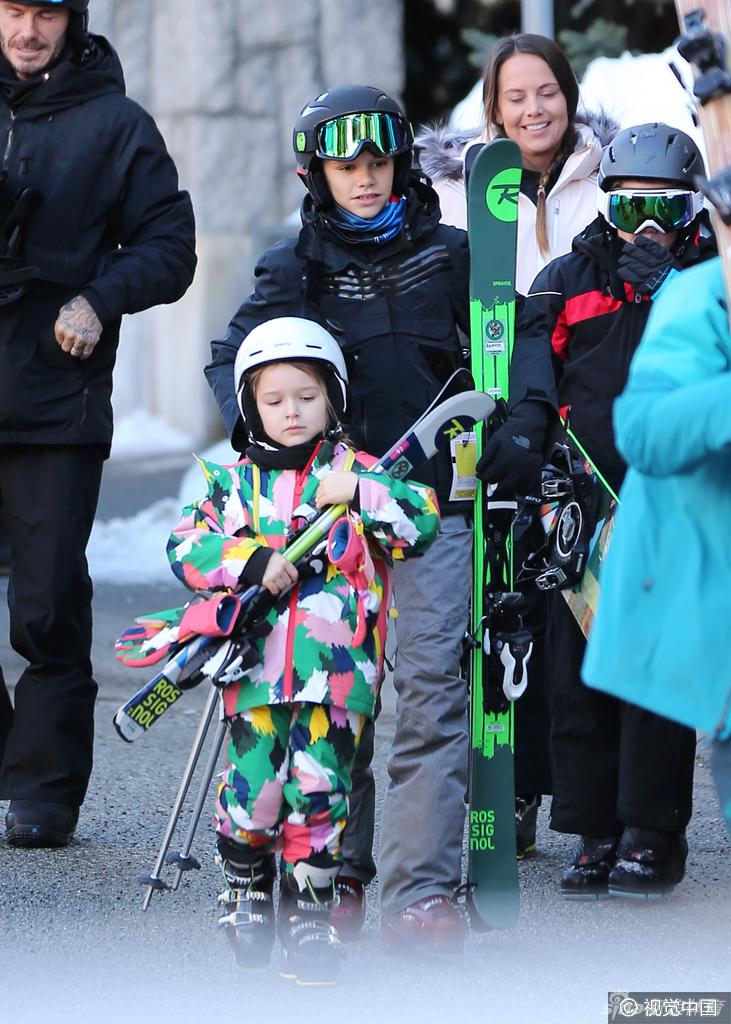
[547,594,695,837]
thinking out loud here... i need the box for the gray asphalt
[1,455,729,1024]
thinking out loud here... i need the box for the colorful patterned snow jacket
[167,440,440,719]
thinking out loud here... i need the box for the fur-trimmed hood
[415,108,618,184]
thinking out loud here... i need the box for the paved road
[1,456,729,1024]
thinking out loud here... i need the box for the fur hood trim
[415,107,618,183]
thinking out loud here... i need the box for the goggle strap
[294,129,319,155]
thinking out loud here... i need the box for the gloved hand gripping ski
[476,400,549,499]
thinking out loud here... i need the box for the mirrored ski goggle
[311,112,412,161]
[599,188,704,234]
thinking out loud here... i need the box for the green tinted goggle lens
[316,112,410,160]
[607,191,697,233]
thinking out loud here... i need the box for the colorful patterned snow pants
[215,702,366,872]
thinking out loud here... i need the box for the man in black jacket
[0,0,196,846]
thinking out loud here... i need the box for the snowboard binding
[484,592,532,703]
[521,437,601,592]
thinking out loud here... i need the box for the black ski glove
[476,401,548,499]
[617,235,681,297]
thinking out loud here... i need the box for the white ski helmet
[234,317,349,444]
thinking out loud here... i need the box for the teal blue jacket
[583,258,731,739]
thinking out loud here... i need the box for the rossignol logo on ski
[485,168,521,223]
[127,679,182,729]
[470,808,496,850]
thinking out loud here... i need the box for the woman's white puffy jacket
[417,115,615,295]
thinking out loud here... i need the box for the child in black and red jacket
[479,122,716,900]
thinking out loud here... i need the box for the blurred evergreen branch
[558,19,629,77]
[462,27,499,68]
[461,0,676,79]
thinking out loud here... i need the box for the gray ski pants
[378,514,473,915]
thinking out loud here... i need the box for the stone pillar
[88,1,405,445]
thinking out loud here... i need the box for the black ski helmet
[292,85,414,209]
[598,123,705,191]
[10,0,89,12]
[10,1,90,37]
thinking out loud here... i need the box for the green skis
[466,138,530,930]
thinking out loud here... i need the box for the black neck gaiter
[245,437,324,472]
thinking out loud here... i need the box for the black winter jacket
[0,36,196,447]
[206,180,471,512]
[509,215,715,493]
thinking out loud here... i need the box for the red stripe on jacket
[551,290,624,360]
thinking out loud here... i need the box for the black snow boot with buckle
[608,827,688,899]
[560,835,620,899]
[278,861,345,986]
[216,852,276,967]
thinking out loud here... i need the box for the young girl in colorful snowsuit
[167,317,439,982]
[205,85,473,953]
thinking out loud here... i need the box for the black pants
[547,594,695,837]
[0,444,104,807]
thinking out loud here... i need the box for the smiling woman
[418,32,617,295]
[490,51,570,173]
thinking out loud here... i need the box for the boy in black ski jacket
[479,123,716,899]
[206,85,471,953]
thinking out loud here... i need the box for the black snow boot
[608,827,688,899]
[216,852,276,967]
[279,862,345,986]
[560,836,620,900]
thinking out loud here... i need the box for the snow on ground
[96,46,703,584]
[87,497,181,585]
[580,44,705,156]
[88,438,238,584]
